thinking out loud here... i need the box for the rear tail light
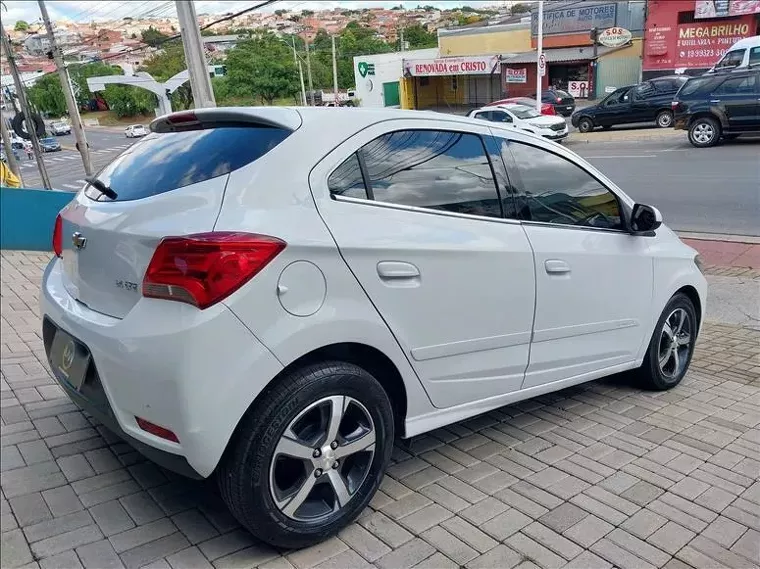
[545,105,556,115]
[53,214,63,257]
[142,232,286,309]
[136,417,179,443]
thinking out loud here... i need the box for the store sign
[598,27,633,47]
[404,56,499,77]
[357,62,375,78]
[505,68,527,83]
[568,81,590,98]
[644,20,753,69]
[532,3,617,36]
[695,0,760,19]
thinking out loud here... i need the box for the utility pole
[38,0,93,177]
[331,35,339,103]
[535,0,544,113]
[175,0,216,108]
[291,37,306,105]
[1,116,24,186]
[400,27,405,52]
[1,28,51,189]
[305,40,314,105]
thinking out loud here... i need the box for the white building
[353,48,438,108]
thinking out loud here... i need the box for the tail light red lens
[545,105,556,115]
[135,417,179,443]
[53,214,63,257]
[142,232,286,309]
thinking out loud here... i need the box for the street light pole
[175,0,216,108]
[305,40,314,105]
[331,35,339,103]
[291,37,306,105]
[38,0,93,176]
[1,28,51,189]
[536,0,544,113]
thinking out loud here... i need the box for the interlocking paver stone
[2,250,759,569]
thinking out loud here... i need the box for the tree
[403,24,437,49]
[511,3,531,14]
[69,62,123,108]
[225,34,299,105]
[139,42,185,82]
[27,74,67,116]
[141,26,169,47]
[103,85,157,117]
[14,20,29,31]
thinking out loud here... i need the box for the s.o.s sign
[598,27,633,48]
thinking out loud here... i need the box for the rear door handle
[710,99,721,103]
[377,261,420,279]
[545,259,571,275]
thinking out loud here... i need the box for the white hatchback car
[468,103,569,142]
[125,124,147,138]
[42,107,706,549]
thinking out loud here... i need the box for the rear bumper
[41,257,284,478]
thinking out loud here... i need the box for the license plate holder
[49,329,91,391]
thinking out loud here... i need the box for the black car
[542,89,575,116]
[673,69,760,148]
[571,75,688,133]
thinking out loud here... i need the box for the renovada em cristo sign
[404,56,500,76]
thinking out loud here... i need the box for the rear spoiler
[150,108,303,133]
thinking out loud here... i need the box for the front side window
[507,141,623,230]
[716,49,745,69]
[749,46,760,65]
[359,130,503,219]
[490,110,513,123]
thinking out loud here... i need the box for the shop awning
[500,45,625,64]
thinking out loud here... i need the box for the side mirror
[630,203,662,235]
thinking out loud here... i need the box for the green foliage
[403,25,437,49]
[225,34,299,105]
[141,26,169,47]
[511,3,531,14]
[103,85,157,117]
[69,62,123,107]
[27,74,67,116]
[14,20,29,31]
[301,9,314,16]
[139,42,185,82]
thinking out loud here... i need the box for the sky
[1,1,511,26]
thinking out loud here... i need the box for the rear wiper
[85,177,118,200]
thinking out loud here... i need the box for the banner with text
[695,0,760,18]
[404,56,500,77]
[644,20,754,69]
[505,68,528,83]
[531,3,617,36]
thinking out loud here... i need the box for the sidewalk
[1,250,758,569]
[683,238,760,271]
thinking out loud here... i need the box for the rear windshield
[554,90,572,99]
[86,126,291,202]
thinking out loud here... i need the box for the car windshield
[41,138,56,143]
[507,105,541,119]
[554,90,572,99]
[52,123,64,128]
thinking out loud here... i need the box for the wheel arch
[674,284,702,330]
[688,110,725,130]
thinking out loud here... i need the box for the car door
[309,120,536,409]
[711,74,759,132]
[630,83,657,122]
[500,136,653,388]
[595,88,632,126]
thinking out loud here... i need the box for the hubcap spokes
[658,308,692,379]
[269,396,375,522]
[694,124,713,143]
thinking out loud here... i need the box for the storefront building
[643,0,760,79]
[353,48,438,108]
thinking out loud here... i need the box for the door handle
[710,99,721,103]
[545,259,571,275]
[377,261,420,279]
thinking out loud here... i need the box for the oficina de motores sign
[531,3,618,35]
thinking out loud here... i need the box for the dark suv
[542,89,576,116]
[571,75,688,132]
[673,69,760,148]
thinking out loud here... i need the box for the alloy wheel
[692,122,715,145]
[657,308,692,380]
[269,395,376,522]
[657,112,673,128]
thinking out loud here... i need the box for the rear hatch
[58,108,301,319]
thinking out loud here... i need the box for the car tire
[688,117,720,147]
[217,361,394,549]
[656,110,674,128]
[637,293,698,391]
[577,117,594,133]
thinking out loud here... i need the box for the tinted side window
[89,126,291,202]
[328,153,367,199]
[750,47,760,65]
[507,142,622,230]
[541,92,555,103]
[360,130,503,219]
[490,110,513,123]
[679,77,718,97]
[716,49,745,69]
[714,75,756,95]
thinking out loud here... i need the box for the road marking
[62,183,81,189]
[582,155,657,158]
[75,179,87,184]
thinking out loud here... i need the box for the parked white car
[125,124,147,138]
[42,107,706,549]
[468,103,569,142]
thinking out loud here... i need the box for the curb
[566,131,682,144]
[677,232,760,245]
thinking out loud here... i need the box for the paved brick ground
[2,251,759,569]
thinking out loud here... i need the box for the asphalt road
[13,126,759,237]
[570,137,760,237]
